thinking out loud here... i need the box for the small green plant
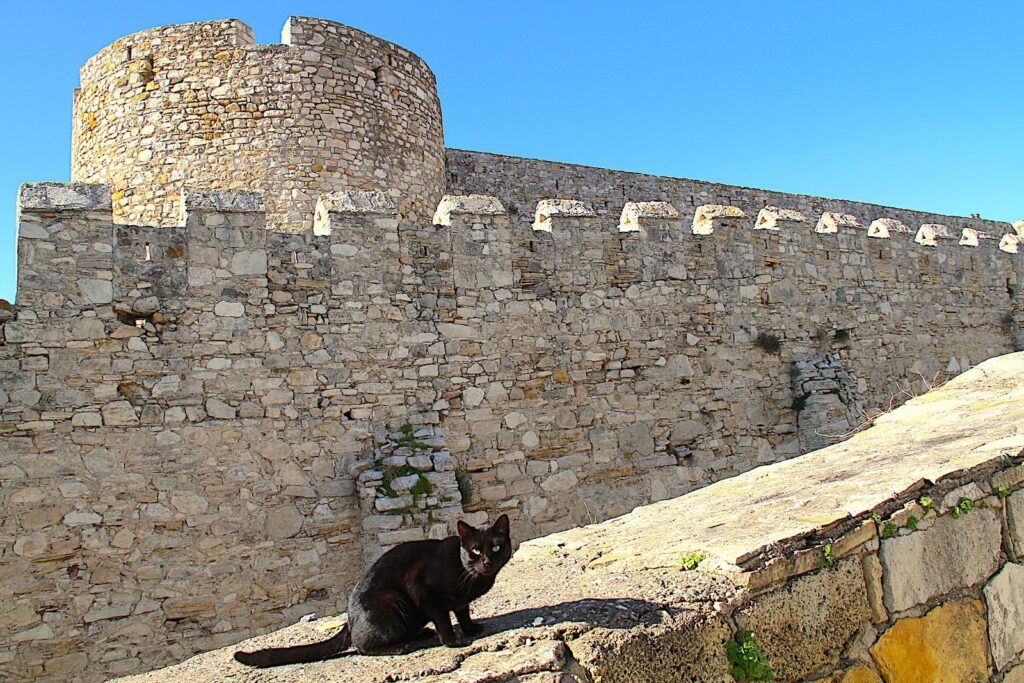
[726,631,774,682]
[834,328,851,342]
[410,474,433,501]
[394,423,431,453]
[997,486,1009,500]
[919,496,933,510]
[754,332,782,354]
[378,462,418,498]
[881,522,898,539]
[791,393,808,412]
[870,512,883,524]
[822,544,837,569]
[950,497,974,520]
[999,453,1015,471]
[906,515,919,531]
[679,552,706,571]
[455,468,473,505]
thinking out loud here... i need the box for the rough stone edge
[313,191,397,236]
[181,187,265,214]
[18,182,112,212]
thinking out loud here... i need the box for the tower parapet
[72,17,444,231]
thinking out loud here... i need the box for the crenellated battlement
[15,183,1023,321]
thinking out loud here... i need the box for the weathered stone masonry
[1,15,1023,682]
[72,18,445,230]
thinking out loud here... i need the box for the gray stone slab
[881,508,1002,613]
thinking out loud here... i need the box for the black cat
[234,514,512,668]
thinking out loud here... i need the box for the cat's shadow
[378,597,672,656]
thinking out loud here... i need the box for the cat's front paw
[439,634,467,648]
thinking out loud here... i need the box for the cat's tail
[233,624,353,668]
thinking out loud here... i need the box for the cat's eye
[470,548,482,556]
[491,545,501,552]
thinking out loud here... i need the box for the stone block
[670,420,703,446]
[870,599,989,683]
[1007,663,1024,683]
[618,423,654,457]
[1006,489,1024,560]
[540,470,578,492]
[264,506,304,539]
[101,401,138,426]
[839,666,882,683]
[19,182,112,211]
[734,558,872,681]
[163,597,217,620]
[984,563,1024,670]
[880,507,1001,613]
[568,615,732,681]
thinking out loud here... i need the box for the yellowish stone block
[841,665,883,683]
[870,599,989,683]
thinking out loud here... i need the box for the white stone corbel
[815,212,860,234]
[619,201,679,233]
[690,204,745,235]
[915,223,952,247]
[531,199,595,232]
[432,194,506,226]
[754,206,807,231]
[959,228,980,247]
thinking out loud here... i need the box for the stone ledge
[181,187,265,213]
[18,182,112,212]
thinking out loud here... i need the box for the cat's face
[457,514,512,577]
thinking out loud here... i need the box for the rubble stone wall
[106,352,1024,683]
[72,18,445,230]
[1,177,1022,681]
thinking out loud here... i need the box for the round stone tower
[71,17,445,230]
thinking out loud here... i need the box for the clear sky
[1,1,1022,302]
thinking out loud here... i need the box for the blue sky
[1,1,1022,302]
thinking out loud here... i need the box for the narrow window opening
[291,251,300,264]
[125,46,134,61]
[1009,279,1016,299]
[143,243,152,261]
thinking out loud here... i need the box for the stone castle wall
[72,18,445,230]
[103,352,1024,683]
[1,15,1022,680]
[1,175,1021,680]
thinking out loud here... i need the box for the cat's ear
[456,520,474,541]
[491,514,510,536]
